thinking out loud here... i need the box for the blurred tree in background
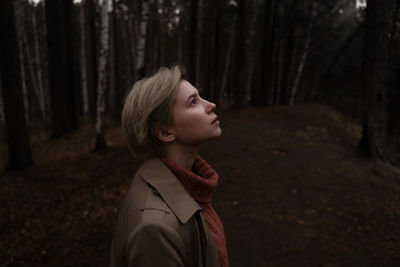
[0,0,399,169]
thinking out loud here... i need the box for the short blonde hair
[122,65,183,157]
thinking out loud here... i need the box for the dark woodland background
[1,0,400,266]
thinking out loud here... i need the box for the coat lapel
[139,158,201,224]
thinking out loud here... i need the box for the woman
[110,65,229,267]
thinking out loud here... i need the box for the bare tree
[45,0,78,137]
[31,7,48,124]
[14,1,30,124]
[83,0,98,118]
[79,2,89,117]
[135,0,149,80]
[95,0,110,150]
[232,0,248,108]
[359,0,397,160]
[0,0,33,169]
[289,2,316,106]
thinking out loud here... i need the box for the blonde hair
[121,65,183,157]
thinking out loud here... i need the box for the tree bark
[194,0,204,88]
[83,0,98,118]
[359,0,396,160]
[289,2,316,106]
[188,0,198,83]
[219,25,236,107]
[251,0,276,107]
[32,8,48,124]
[80,2,89,117]
[95,0,110,150]
[14,1,30,124]
[109,0,120,119]
[135,0,149,80]
[0,78,5,140]
[45,0,78,138]
[0,0,33,170]
[232,0,248,108]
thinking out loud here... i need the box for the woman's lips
[211,117,220,125]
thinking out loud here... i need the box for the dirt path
[1,105,400,266]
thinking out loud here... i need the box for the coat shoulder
[121,166,188,234]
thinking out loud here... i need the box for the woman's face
[170,80,222,145]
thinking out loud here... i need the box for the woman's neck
[163,142,199,171]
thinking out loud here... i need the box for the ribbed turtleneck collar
[160,155,219,204]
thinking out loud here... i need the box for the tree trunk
[0,0,33,170]
[80,2,89,117]
[0,78,5,140]
[17,29,29,124]
[14,2,30,124]
[252,0,276,107]
[45,0,78,138]
[194,0,204,88]
[386,2,400,139]
[210,0,221,103]
[359,0,396,160]
[95,0,110,150]
[135,0,149,80]
[188,0,198,83]
[289,2,315,106]
[232,0,248,109]
[83,0,98,118]
[219,25,236,107]
[32,9,48,124]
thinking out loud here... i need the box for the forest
[1,0,400,266]
[0,0,399,169]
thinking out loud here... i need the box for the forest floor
[1,104,400,267]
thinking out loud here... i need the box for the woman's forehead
[177,80,198,99]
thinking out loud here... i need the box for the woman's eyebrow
[185,91,199,104]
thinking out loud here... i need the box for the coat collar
[139,158,201,224]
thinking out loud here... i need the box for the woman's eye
[191,99,197,105]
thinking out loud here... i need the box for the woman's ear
[157,128,175,143]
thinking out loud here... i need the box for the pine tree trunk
[20,10,44,124]
[135,0,149,80]
[17,33,29,124]
[257,0,277,106]
[95,0,110,150]
[359,0,396,161]
[45,0,78,138]
[188,0,198,83]
[289,2,315,106]
[232,0,248,109]
[83,0,98,118]
[80,2,89,117]
[110,0,124,120]
[219,28,235,107]
[14,2,30,124]
[0,80,5,140]
[32,10,48,124]
[0,0,33,169]
[194,0,204,87]
[211,0,221,103]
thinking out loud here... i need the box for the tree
[135,0,149,80]
[232,0,248,108]
[0,0,33,170]
[95,0,110,150]
[83,0,99,118]
[359,0,397,160]
[289,2,316,105]
[45,0,78,138]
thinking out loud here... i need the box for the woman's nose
[206,100,216,113]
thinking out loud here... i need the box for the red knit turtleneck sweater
[161,155,229,267]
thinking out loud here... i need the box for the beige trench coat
[110,158,219,267]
